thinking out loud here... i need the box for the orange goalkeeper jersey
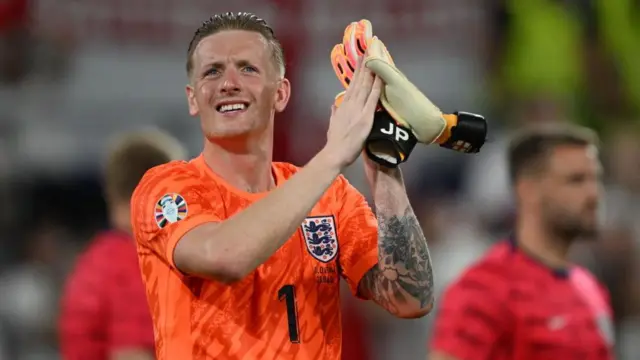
[130,154,379,360]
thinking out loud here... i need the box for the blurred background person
[0,1,638,359]
[430,124,613,360]
[58,130,186,360]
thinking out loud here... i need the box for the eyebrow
[200,61,223,77]
[201,59,259,74]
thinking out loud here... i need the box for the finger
[355,66,375,105]
[382,42,395,66]
[377,38,395,66]
[344,57,364,101]
[342,22,358,65]
[352,54,364,84]
[331,44,353,89]
[363,76,382,115]
[342,44,358,81]
[342,22,362,80]
[355,20,372,57]
[352,46,376,103]
[345,20,372,65]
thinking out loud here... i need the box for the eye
[568,174,586,184]
[241,66,258,73]
[204,68,220,77]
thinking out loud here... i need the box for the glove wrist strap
[439,111,487,153]
[365,110,417,168]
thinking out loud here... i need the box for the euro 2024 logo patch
[155,193,188,228]
[301,216,338,263]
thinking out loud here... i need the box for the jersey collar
[508,235,570,278]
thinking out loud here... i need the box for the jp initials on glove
[331,20,488,167]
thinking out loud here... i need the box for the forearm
[207,151,341,278]
[360,168,435,317]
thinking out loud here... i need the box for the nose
[219,68,241,95]
[586,178,601,203]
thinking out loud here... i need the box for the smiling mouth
[216,102,250,114]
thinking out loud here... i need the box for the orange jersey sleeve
[131,160,228,359]
[130,161,223,270]
[334,175,379,298]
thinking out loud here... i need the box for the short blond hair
[187,12,285,78]
[104,129,186,202]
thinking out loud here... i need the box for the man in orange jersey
[131,12,435,360]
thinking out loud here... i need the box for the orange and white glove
[331,20,488,167]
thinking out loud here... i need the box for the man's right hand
[322,54,382,170]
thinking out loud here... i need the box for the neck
[516,212,571,269]
[203,130,275,193]
[110,203,132,235]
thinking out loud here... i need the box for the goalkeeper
[130,12,438,360]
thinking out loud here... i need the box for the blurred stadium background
[0,0,639,359]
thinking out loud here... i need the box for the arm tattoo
[359,206,434,315]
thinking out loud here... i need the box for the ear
[274,78,291,113]
[185,84,199,117]
[515,177,540,206]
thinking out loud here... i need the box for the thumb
[363,38,402,85]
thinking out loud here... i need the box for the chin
[205,127,254,141]
[554,221,598,241]
[203,117,258,139]
[574,224,599,240]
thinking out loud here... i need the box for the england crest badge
[155,193,188,228]
[301,216,338,263]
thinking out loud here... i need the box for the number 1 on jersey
[278,284,300,343]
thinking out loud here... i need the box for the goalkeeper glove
[331,20,488,167]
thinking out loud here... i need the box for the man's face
[538,145,603,239]
[185,30,290,141]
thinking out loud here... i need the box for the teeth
[219,103,246,113]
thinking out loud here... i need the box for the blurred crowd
[0,0,639,359]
